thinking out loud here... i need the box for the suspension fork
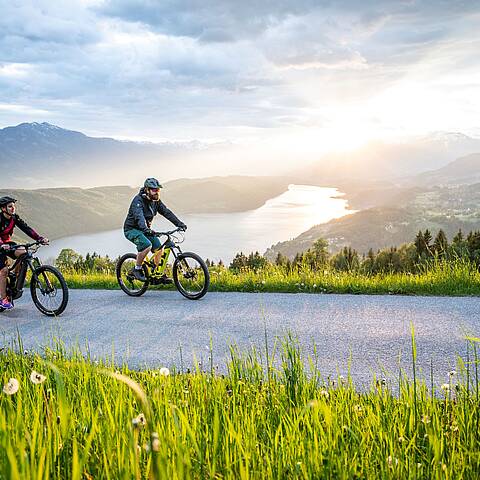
[28,257,53,293]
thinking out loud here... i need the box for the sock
[135,265,143,270]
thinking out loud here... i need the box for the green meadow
[62,259,480,296]
[1,336,480,479]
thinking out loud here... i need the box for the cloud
[0,0,478,146]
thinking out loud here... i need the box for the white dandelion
[30,371,46,384]
[3,378,19,395]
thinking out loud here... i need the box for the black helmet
[144,178,162,189]
[0,196,17,207]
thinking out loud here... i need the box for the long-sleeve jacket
[123,188,183,233]
[0,214,41,244]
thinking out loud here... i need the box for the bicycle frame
[144,236,183,279]
[7,246,51,299]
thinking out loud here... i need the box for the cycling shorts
[124,229,161,252]
[0,243,18,269]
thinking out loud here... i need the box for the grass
[62,259,480,296]
[1,336,480,478]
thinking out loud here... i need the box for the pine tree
[433,229,448,256]
[414,230,426,257]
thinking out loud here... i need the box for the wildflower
[159,367,170,377]
[339,375,346,385]
[319,390,329,398]
[313,284,317,288]
[449,370,456,377]
[261,280,265,285]
[132,413,146,428]
[3,378,19,395]
[151,432,160,452]
[387,456,398,467]
[30,371,46,384]
[307,400,319,408]
[441,383,450,392]
[354,404,362,413]
[398,436,405,443]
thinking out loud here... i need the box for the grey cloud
[0,1,101,46]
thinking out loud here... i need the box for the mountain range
[2,122,480,189]
[0,122,229,189]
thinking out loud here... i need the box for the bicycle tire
[173,252,210,300]
[116,253,149,297]
[30,265,69,316]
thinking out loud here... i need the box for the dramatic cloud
[0,0,479,153]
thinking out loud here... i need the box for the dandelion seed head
[441,383,450,391]
[3,378,19,395]
[30,370,46,384]
[151,432,160,452]
[132,413,146,428]
[159,367,170,377]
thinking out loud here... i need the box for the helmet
[0,196,17,207]
[144,178,162,189]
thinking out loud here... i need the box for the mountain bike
[0,241,69,316]
[116,228,210,300]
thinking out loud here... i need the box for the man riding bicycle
[124,178,187,282]
[0,196,49,310]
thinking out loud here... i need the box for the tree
[331,246,360,272]
[56,249,82,270]
[229,252,247,271]
[433,229,448,257]
[414,230,426,258]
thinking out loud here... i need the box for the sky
[1,0,480,159]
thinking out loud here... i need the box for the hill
[265,183,480,259]
[413,153,480,186]
[0,176,289,240]
[297,133,480,184]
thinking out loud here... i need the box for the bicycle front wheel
[173,252,210,300]
[116,253,149,297]
[30,265,69,316]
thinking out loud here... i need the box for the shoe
[130,268,146,282]
[0,298,13,310]
[158,274,173,285]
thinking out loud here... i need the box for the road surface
[1,290,479,387]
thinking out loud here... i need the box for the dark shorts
[0,243,18,269]
[124,229,161,252]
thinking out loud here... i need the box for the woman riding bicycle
[0,196,49,310]
[124,178,187,283]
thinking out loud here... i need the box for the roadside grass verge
[62,260,480,296]
[1,336,480,478]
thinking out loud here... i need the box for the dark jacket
[124,188,183,233]
[0,213,41,244]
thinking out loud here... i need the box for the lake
[40,185,353,264]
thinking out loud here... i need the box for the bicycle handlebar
[151,227,184,237]
[1,240,47,251]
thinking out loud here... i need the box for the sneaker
[0,298,13,310]
[158,274,173,285]
[129,268,146,282]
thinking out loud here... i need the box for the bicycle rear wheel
[116,253,149,297]
[173,252,210,300]
[30,265,69,316]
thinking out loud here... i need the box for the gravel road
[1,290,479,387]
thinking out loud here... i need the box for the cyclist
[124,178,187,282]
[0,196,48,310]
